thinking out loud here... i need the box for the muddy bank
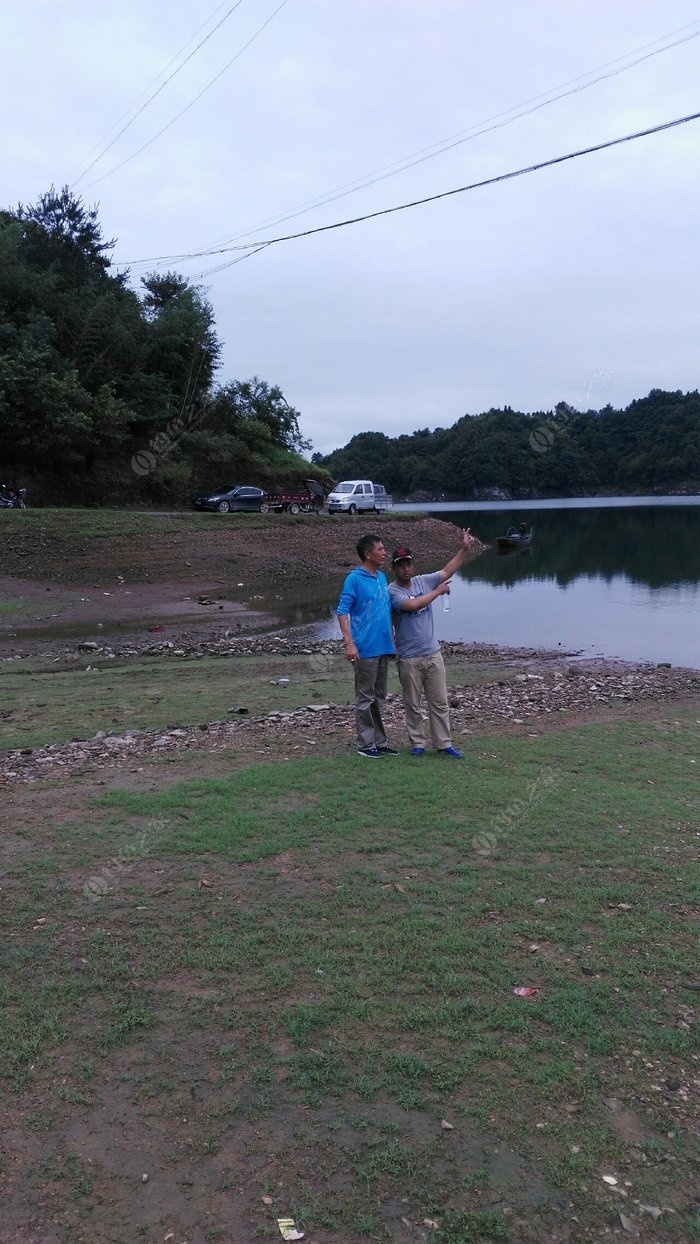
[0,512,486,654]
[0,576,276,651]
[0,511,479,590]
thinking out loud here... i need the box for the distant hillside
[317,390,700,499]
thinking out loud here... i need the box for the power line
[81,0,291,192]
[68,0,238,184]
[190,20,700,258]
[186,108,700,278]
[72,2,247,188]
[122,17,700,271]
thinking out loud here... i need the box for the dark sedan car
[192,485,269,514]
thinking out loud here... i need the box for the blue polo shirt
[336,566,394,659]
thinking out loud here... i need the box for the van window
[335,483,353,493]
[353,484,363,494]
[363,483,372,494]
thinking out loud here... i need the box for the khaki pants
[397,650,452,750]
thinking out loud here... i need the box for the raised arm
[438,528,481,583]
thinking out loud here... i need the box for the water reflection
[450,504,700,589]
[284,501,699,666]
[251,580,339,629]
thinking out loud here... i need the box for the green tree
[1,191,321,502]
[139,271,221,431]
[208,378,309,453]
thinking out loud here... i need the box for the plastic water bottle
[443,584,451,611]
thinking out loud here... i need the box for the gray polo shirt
[389,573,442,658]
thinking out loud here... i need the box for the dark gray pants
[354,656,389,750]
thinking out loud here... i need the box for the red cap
[391,547,414,565]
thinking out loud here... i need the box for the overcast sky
[4,1,699,453]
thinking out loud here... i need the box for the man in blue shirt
[336,533,399,758]
[388,529,478,758]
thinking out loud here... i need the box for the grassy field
[2,705,698,1242]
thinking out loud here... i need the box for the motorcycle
[0,485,27,508]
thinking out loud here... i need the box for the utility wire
[179,18,700,262]
[68,0,237,184]
[72,1,247,188]
[81,0,291,192]
[186,108,700,278]
[123,17,700,270]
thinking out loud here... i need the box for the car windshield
[213,486,236,494]
[334,483,354,493]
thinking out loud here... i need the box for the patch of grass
[436,1210,508,1242]
[288,1050,348,1101]
[35,1153,94,1200]
[282,1002,333,1047]
[0,650,351,750]
[0,599,23,616]
[1,984,78,1088]
[98,998,155,1051]
[1,709,698,1240]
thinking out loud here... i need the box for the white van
[326,480,394,514]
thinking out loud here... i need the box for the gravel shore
[3,636,697,785]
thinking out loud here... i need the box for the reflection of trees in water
[451,506,700,590]
[264,586,338,628]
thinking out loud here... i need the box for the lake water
[293,498,700,668]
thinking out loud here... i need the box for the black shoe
[377,745,399,756]
[357,746,381,758]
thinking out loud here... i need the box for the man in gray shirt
[388,530,478,757]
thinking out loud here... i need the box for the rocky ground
[3,634,697,785]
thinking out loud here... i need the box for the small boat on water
[495,525,534,550]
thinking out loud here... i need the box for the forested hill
[317,391,700,499]
[3,190,697,506]
[0,188,329,505]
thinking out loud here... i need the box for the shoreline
[2,589,697,676]
[1,509,697,669]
